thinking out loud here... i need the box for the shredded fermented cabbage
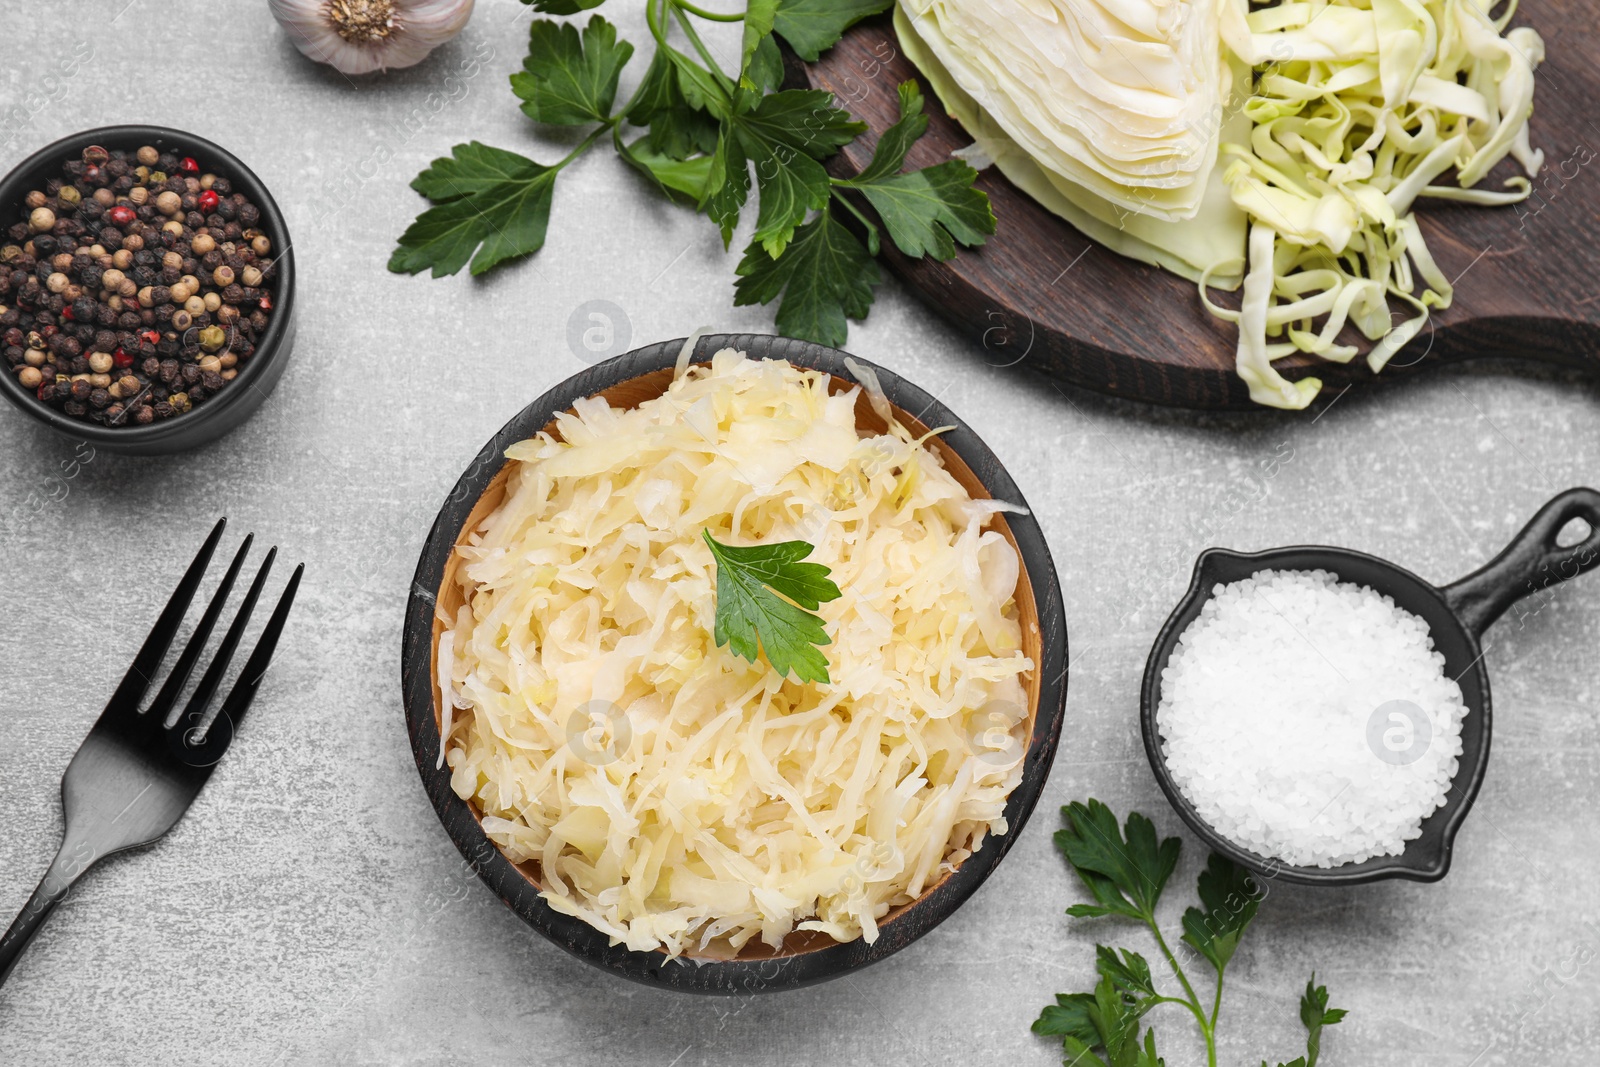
[439,350,1035,958]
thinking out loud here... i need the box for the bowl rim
[1139,543,1493,887]
[0,124,296,447]
[401,333,1069,993]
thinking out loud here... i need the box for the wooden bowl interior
[429,362,1043,959]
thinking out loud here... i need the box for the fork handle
[0,839,96,988]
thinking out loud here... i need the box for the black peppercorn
[8,148,271,428]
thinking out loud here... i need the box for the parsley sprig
[390,0,994,346]
[1035,800,1347,1067]
[702,530,841,683]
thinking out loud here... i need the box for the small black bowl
[1141,488,1600,886]
[0,126,296,455]
[401,333,1069,993]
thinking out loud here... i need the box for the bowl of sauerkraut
[401,333,1067,993]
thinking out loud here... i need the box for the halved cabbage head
[897,5,1249,286]
[899,0,1235,222]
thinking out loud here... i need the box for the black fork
[0,518,302,988]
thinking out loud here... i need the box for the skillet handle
[1441,487,1600,637]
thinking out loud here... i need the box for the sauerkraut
[439,349,1035,958]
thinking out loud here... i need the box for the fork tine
[175,546,276,733]
[106,518,226,716]
[143,533,253,730]
[215,562,303,732]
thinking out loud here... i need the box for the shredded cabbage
[439,350,1034,958]
[1212,0,1544,407]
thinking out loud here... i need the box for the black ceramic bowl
[0,126,296,455]
[1141,488,1600,886]
[402,334,1069,993]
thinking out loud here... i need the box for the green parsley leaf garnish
[1054,800,1180,922]
[388,142,557,277]
[511,15,635,126]
[702,530,842,684]
[626,48,720,160]
[394,2,994,345]
[1276,976,1346,1067]
[739,0,783,92]
[733,204,880,348]
[518,0,604,14]
[1037,800,1350,1067]
[771,0,894,62]
[838,84,995,260]
[620,138,717,201]
[1181,851,1263,973]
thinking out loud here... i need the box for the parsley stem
[646,0,669,47]
[671,3,733,89]
[828,188,880,246]
[557,119,619,170]
[1147,920,1216,1067]
[673,0,745,21]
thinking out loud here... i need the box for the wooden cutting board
[787,10,1600,409]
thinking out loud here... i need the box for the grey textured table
[2,3,1597,1064]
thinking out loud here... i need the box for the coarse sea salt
[1156,569,1467,868]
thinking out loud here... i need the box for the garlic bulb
[269,0,474,75]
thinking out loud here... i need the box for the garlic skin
[269,0,475,75]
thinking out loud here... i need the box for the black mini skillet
[1140,488,1600,886]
